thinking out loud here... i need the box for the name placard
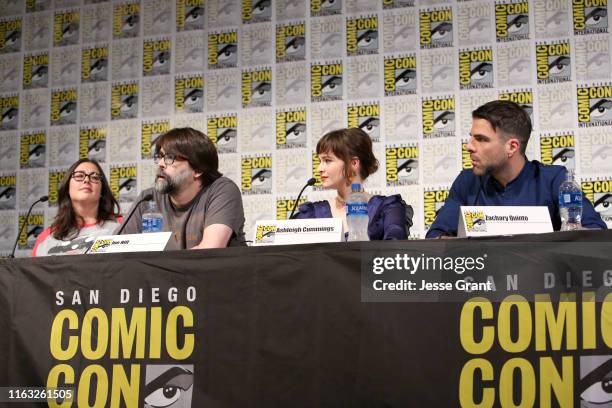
[88,232,172,253]
[253,218,343,246]
[458,206,553,237]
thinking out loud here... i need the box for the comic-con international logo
[176,0,204,31]
[422,96,455,138]
[111,81,138,120]
[276,22,306,63]
[277,198,306,220]
[423,188,449,230]
[0,17,21,54]
[0,174,16,210]
[420,7,453,49]
[110,165,137,201]
[573,0,608,35]
[50,88,78,126]
[143,38,171,77]
[208,31,238,69]
[311,62,343,102]
[461,139,472,169]
[0,94,18,131]
[346,16,378,56]
[384,55,417,97]
[311,0,342,17]
[311,153,323,191]
[495,1,529,42]
[141,120,170,159]
[20,132,45,169]
[17,213,43,250]
[465,211,487,232]
[577,85,612,127]
[242,68,272,108]
[498,89,533,119]
[386,145,419,186]
[243,0,272,24]
[48,169,66,206]
[81,46,108,83]
[348,102,380,142]
[277,108,307,149]
[53,10,79,47]
[113,2,140,39]
[540,133,575,169]
[79,127,106,162]
[207,115,237,154]
[582,179,612,222]
[175,75,204,113]
[241,156,272,194]
[26,0,50,12]
[255,224,277,243]
[383,0,414,9]
[23,52,49,89]
[536,41,571,84]
[459,48,494,90]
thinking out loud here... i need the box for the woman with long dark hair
[294,128,412,240]
[33,158,122,256]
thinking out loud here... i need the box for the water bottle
[142,201,163,233]
[346,183,369,241]
[558,170,583,231]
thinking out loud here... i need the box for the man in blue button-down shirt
[426,100,607,238]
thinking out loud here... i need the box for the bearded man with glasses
[119,127,246,249]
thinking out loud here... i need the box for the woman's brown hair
[52,158,120,240]
[316,128,379,181]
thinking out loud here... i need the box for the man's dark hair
[155,127,222,186]
[472,100,532,154]
[53,158,120,240]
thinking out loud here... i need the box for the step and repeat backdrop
[1,0,612,255]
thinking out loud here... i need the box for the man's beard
[154,168,191,194]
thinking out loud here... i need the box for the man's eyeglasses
[153,152,183,166]
[71,171,103,183]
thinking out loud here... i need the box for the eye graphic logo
[276,109,307,149]
[53,11,79,47]
[540,134,575,170]
[276,22,306,63]
[143,365,194,408]
[465,211,487,232]
[141,120,170,159]
[311,62,343,102]
[495,1,529,42]
[580,356,612,407]
[80,127,107,163]
[113,2,140,39]
[0,94,19,130]
[243,0,272,24]
[143,39,171,77]
[420,8,453,49]
[241,156,272,194]
[242,69,272,108]
[17,213,44,250]
[23,52,49,89]
[422,96,455,138]
[311,0,342,17]
[111,81,139,120]
[459,48,494,89]
[277,198,306,220]
[346,16,378,56]
[82,46,109,83]
[573,0,608,35]
[50,88,78,126]
[347,102,380,142]
[577,85,612,127]
[423,188,449,230]
[208,31,238,69]
[208,115,238,154]
[536,41,571,84]
[499,90,533,122]
[255,224,277,243]
[48,169,66,206]
[0,18,22,54]
[110,165,137,202]
[176,0,205,31]
[175,75,204,113]
[384,55,417,96]
[0,175,16,210]
[386,146,419,186]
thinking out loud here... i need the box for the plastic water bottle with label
[346,183,369,241]
[558,170,583,231]
[142,201,163,233]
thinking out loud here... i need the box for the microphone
[289,178,316,219]
[10,195,48,258]
[116,193,154,235]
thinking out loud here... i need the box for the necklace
[335,196,346,208]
